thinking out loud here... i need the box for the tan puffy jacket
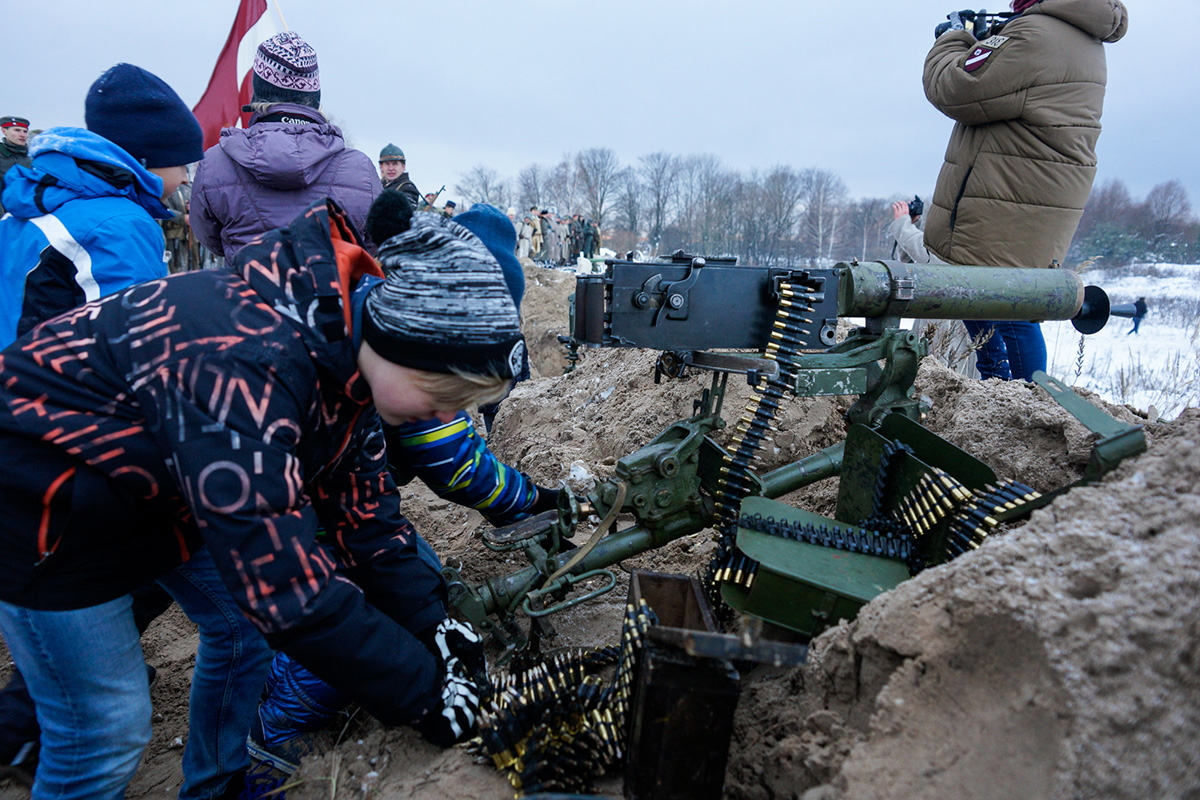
[922,0,1128,267]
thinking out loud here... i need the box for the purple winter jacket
[190,104,381,260]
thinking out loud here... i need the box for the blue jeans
[158,548,273,800]
[963,320,1047,382]
[0,595,151,800]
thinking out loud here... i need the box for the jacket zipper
[949,166,973,232]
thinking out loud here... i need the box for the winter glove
[414,618,488,747]
[430,617,488,688]
[527,485,562,516]
[934,10,967,38]
[415,656,481,747]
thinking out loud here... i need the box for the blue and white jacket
[0,127,171,347]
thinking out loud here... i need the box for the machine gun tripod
[444,253,1145,657]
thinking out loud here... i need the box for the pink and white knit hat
[252,32,320,93]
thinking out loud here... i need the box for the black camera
[908,195,924,218]
[934,8,1005,40]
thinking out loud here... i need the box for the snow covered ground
[1043,263,1200,420]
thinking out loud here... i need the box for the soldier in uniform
[161,183,198,273]
[517,213,534,260]
[555,215,571,264]
[529,206,543,257]
[539,209,560,265]
[569,214,584,260]
[584,218,600,258]
[0,116,32,217]
[378,144,421,210]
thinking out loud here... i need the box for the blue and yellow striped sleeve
[384,413,539,526]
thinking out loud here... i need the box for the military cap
[379,143,405,162]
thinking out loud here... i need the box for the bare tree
[1143,180,1193,240]
[732,172,766,263]
[543,156,581,216]
[576,147,623,227]
[638,152,682,252]
[800,169,848,262]
[667,154,738,256]
[844,198,894,261]
[757,166,807,265]
[517,163,547,211]
[1076,178,1134,239]
[611,167,643,252]
[671,155,704,251]
[455,164,508,208]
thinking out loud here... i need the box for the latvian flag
[192,0,279,150]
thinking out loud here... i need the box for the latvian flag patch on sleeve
[964,35,1010,72]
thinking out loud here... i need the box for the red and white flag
[192,0,278,150]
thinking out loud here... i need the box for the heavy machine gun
[444,253,1144,655]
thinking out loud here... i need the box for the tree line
[454,148,1197,267]
[1071,178,1198,267]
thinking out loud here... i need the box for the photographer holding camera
[890,195,929,264]
[890,195,980,375]
[921,0,1128,381]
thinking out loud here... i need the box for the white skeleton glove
[414,618,488,747]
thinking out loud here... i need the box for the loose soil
[2,264,1195,800]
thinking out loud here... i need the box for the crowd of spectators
[513,206,601,265]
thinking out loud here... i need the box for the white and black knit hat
[363,213,526,379]
[253,32,320,92]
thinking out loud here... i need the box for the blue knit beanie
[85,64,204,168]
[454,203,525,309]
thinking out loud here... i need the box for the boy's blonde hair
[408,368,513,411]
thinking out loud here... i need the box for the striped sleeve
[385,413,538,526]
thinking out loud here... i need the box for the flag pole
[271,0,289,30]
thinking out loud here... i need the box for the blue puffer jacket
[0,127,170,348]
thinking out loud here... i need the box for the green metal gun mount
[444,254,1145,654]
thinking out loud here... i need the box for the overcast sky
[7,1,1195,212]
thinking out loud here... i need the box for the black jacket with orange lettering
[0,201,446,726]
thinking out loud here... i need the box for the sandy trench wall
[725,411,1200,800]
[34,263,1194,800]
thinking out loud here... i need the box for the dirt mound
[518,263,576,378]
[12,265,1195,800]
[915,359,1146,492]
[726,410,1200,800]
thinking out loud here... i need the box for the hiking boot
[246,713,335,776]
